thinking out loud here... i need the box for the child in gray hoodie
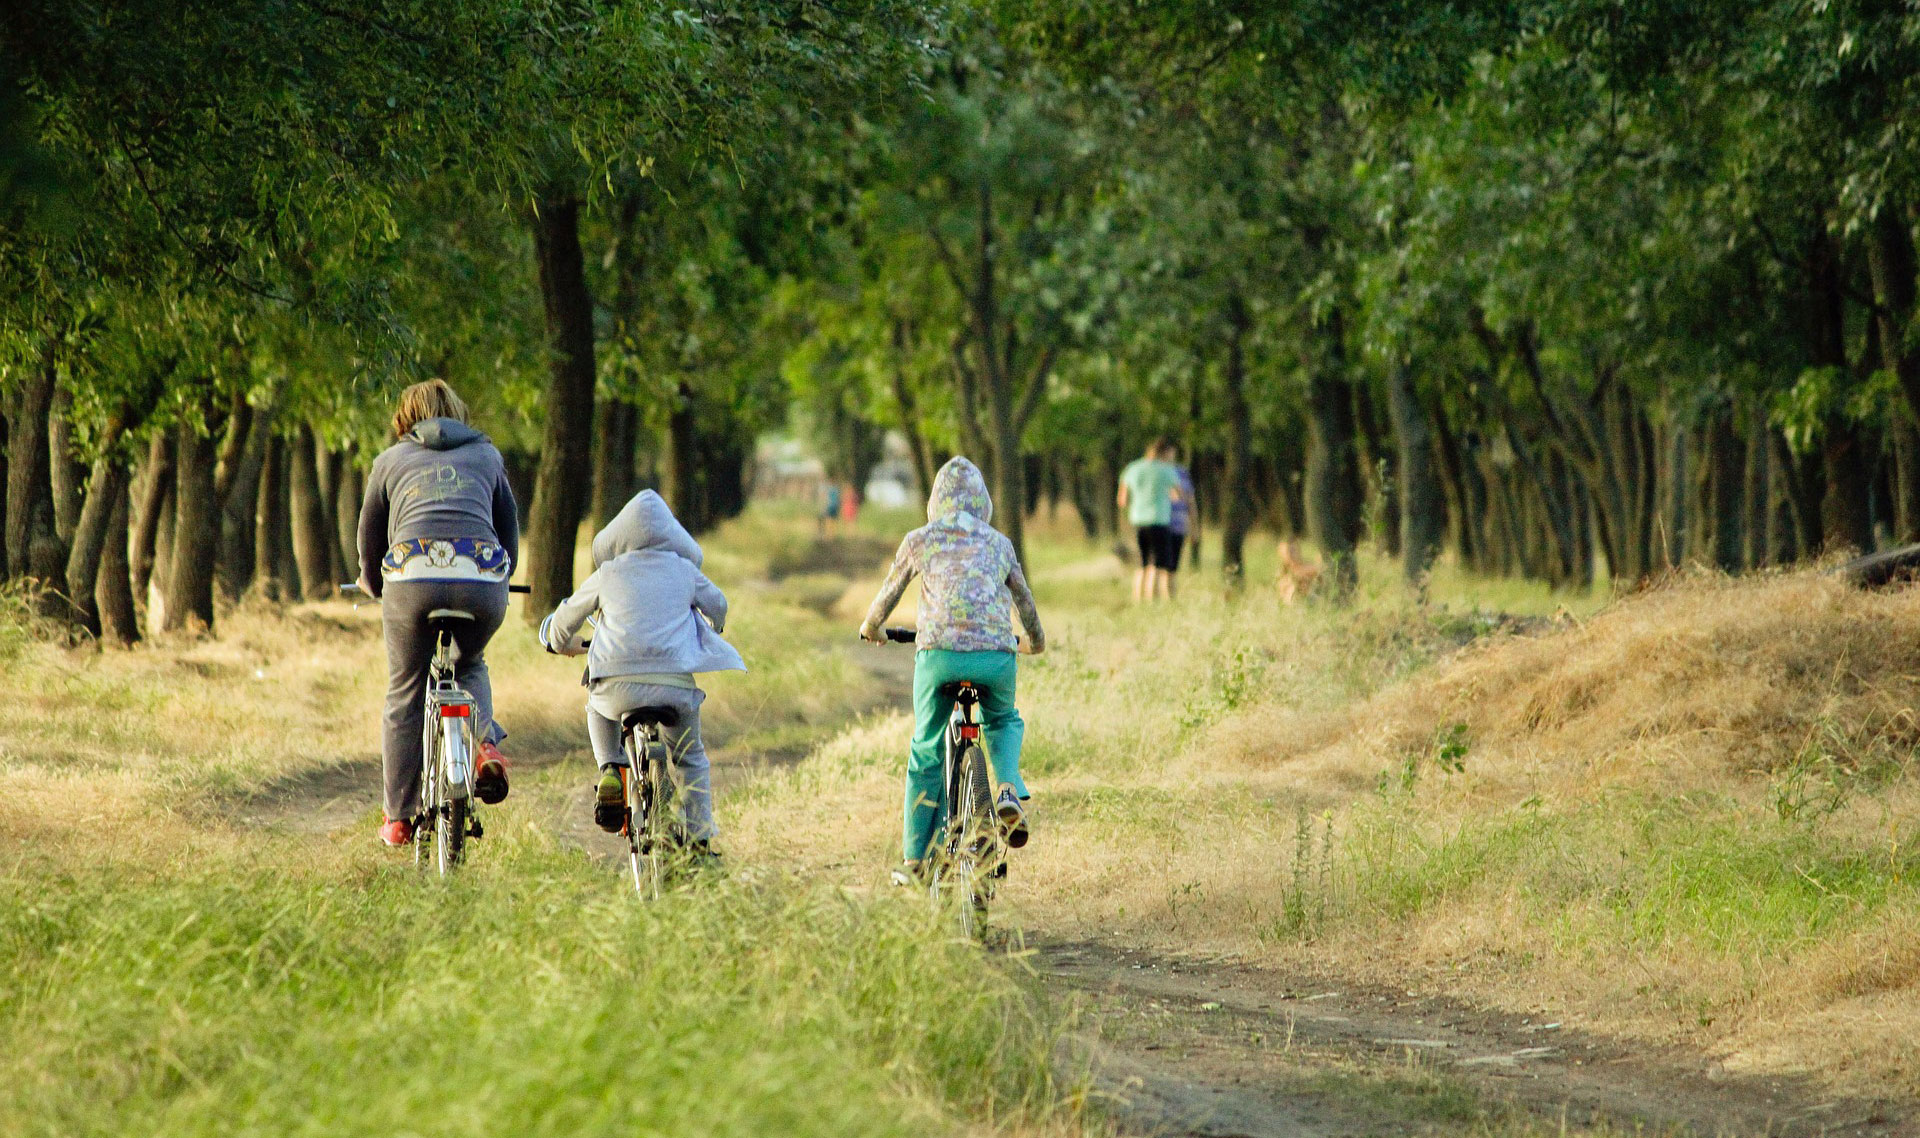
[538,490,746,845]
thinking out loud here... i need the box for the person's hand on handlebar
[858,621,885,644]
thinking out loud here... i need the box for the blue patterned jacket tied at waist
[381,537,511,584]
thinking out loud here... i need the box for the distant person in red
[840,480,860,529]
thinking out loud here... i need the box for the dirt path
[1042,939,1908,1137]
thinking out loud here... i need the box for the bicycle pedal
[991,861,1007,879]
[468,819,484,839]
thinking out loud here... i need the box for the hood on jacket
[405,417,488,451]
[927,456,992,523]
[592,489,704,569]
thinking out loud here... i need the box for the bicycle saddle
[622,705,679,730]
[936,681,983,701]
[426,609,475,622]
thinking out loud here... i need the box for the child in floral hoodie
[860,457,1046,879]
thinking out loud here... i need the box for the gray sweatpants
[382,579,508,820]
[586,683,713,841]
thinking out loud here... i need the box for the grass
[0,841,1067,1138]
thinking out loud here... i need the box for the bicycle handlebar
[870,627,1028,650]
[340,582,531,596]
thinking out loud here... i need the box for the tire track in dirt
[1042,940,1908,1137]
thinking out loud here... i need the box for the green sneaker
[594,767,626,833]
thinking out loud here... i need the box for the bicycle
[344,581,527,876]
[877,627,1007,938]
[614,703,681,900]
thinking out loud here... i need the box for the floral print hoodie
[861,457,1045,654]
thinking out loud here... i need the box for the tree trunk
[5,345,58,582]
[1351,375,1395,556]
[217,407,270,600]
[1892,403,1920,545]
[288,423,334,600]
[311,435,347,587]
[1808,224,1871,554]
[62,417,129,634]
[1866,202,1920,427]
[1304,311,1362,595]
[1220,294,1255,579]
[131,430,173,600]
[889,320,938,495]
[987,390,1027,562]
[334,453,362,588]
[1705,404,1745,571]
[1387,355,1443,589]
[1427,396,1478,572]
[1744,404,1774,567]
[1823,423,1875,554]
[148,481,180,629]
[590,399,638,529]
[524,192,598,622]
[48,384,81,544]
[162,417,219,632]
[662,381,701,531]
[0,413,8,571]
[253,433,292,601]
[96,479,138,646]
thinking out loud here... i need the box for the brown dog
[1276,540,1321,604]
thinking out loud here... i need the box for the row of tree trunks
[0,379,373,643]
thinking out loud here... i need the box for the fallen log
[1836,543,1920,588]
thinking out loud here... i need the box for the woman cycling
[356,379,519,847]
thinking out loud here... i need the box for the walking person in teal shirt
[859,457,1046,884]
[1117,437,1183,602]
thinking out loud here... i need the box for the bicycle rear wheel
[940,743,996,938]
[437,795,468,875]
[434,716,470,875]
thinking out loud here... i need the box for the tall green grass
[0,841,1071,1138]
[1284,790,1920,963]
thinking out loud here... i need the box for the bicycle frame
[339,584,494,873]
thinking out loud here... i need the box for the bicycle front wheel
[943,743,996,938]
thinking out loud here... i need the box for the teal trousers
[904,649,1028,862]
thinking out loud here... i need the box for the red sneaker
[379,815,414,847]
[475,741,509,805]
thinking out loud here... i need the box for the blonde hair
[392,378,470,439]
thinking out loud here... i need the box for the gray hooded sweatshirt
[538,490,747,679]
[357,417,519,598]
